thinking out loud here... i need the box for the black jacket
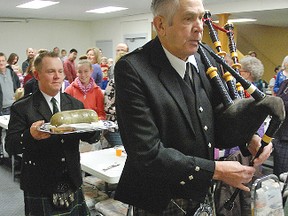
[5,90,93,195]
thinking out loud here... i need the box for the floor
[0,158,24,216]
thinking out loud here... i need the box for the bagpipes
[200,10,286,210]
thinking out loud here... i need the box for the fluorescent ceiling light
[213,18,257,23]
[17,0,59,9]
[86,6,128,14]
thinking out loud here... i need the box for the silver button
[20,141,23,144]
[61,158,65,162]
[208,143,212,148]
[189,175,194,180]
[199,106,204,112]
[204,126,208,131]
[21,133,24,137]
[29,161,32,164]
[195,166,200,171]
[61,139,64,143]
[180,181,186,185]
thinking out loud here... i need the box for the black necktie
[51,97,59,114]
[184,62,193,91]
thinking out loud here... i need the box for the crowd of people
[0,44,128,167]
[0,0,287,215]
[1,44,128,113]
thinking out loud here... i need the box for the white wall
[0,13,153,65]
[0,19,93,65]
[91,13,153,59]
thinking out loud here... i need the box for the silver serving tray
[38,120,117,134]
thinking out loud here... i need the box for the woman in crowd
[86,47,103,87]
[240,55,265,135]
[274,55,288,94]
[23,58,35,86]
[273,79,288,177]
[103,50,127,146]
[65,59,105,120]
[7,53,24,87]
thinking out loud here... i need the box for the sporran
[52,182,75,210]
[193,203,213,216]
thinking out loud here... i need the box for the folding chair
[251,174,284,216]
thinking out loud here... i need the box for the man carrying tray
[5,50,97,216]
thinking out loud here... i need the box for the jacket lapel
[33,90,53,122]
[151,38,195,135]
[32,91,75,122]
[60,93,74,111]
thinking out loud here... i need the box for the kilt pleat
[273,139,288,177]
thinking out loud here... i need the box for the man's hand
[247,134,273,167]
[213,161,256,192]
[30,120,51,140]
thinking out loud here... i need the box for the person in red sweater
[65,59,106,120]
[63,48,77,84]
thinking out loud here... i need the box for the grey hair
[281,55,288,69]
[151,0,180,26]
[240,56,264,82]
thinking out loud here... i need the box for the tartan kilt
[273,139,288,177]
[24,187,90,216]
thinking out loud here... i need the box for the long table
[0,115,9,158]
[80,147,126,192]
[0,115,9,130]
[0,115,19,181]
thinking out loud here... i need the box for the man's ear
[153,16,167,37]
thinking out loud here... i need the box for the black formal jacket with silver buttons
[5,90,92,195]
[114,37,241,213]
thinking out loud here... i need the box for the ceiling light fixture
[86,6,128,14]
[213,18,257,24]
[17,0,59,9]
